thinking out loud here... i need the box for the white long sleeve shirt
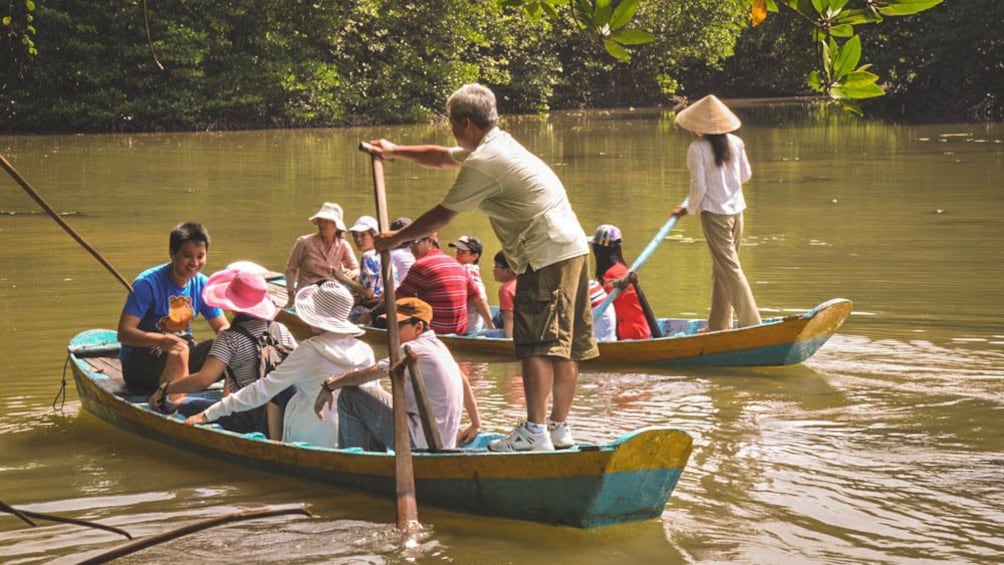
[684,134,752,216]
[204,332,375,446]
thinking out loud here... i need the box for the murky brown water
[1,106,1002,563]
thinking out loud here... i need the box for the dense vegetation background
[1,0,999,133]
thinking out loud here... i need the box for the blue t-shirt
[119,263,223,358]
[359,249,396,298]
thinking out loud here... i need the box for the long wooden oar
[594,197,688,319]
[0,154,134,293]
[358,141,420,533]
[0,499,133,539]
[628,272,663,339]
[76,505,311,564]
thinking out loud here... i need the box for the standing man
[369,83,598,452]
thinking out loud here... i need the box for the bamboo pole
[359,141,420,533]
[75,505,311,564]
[0,500,133,539]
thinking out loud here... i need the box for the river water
[1,104,1002,563]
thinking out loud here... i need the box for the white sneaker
[488,422,554,452]
[548,420,575,449]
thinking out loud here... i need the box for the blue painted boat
[268,275,852,367]
[68,329,693,528]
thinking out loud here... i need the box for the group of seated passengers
[119,221,480,449]
[283,201,494,339]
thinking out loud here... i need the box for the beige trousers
[700,212,762,331]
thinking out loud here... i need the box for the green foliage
[507,0,656,61]
[863,0,1003,121]
[768,0,943,107]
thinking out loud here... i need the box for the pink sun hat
[202,268,280,320]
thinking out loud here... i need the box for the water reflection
[2,110,1003,563]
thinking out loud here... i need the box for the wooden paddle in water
[0,154,134,293]
[358,141,420,533]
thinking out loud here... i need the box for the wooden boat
[268,275,852,366]
[68,329,693,529]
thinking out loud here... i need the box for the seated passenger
[366,232,486,335]
[488,250,517,338]
[330,215,396,323]
[589,279,618,343]
[448,235,494,335]
[591,224,652,340]
[117,222,230,394]
[284,202,359,307]
[148,266,298,438]
[388,216,415,285]
[315,297,482,450]
[184,281,375,446]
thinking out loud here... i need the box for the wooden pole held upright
[358,141,420,532]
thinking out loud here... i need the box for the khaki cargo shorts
[513,254,599,361]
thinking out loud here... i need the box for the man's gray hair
[446,84,499,129]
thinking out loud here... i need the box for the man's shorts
[513,254,599,361]
[121,337,213,393]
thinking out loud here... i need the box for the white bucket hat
[675,94,741,135]
[294,281,364,336]
[349,215,379,233]
[309,202,347,232]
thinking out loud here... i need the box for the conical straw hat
[675,94,741,134]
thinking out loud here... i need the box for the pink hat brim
[203,269,280,321]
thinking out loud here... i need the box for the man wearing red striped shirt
[394,232,486,335]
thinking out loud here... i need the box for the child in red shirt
[590,224,652,340]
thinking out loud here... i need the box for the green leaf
[840,69,879,88]
[830,0,850,10]
[832,34,861,78]
[609,0,641,30]
[829,23,854,37]
[766,0,780,12]
[603,39,630,61]
[821,37,836,80]
[25,0,35,11]
[2,16,11,27]
[833,9,883,26]
[595,0,613,25]
[833,81,885,99]
[609,28,655,45]
[810,0,825,15]
[807,70,824,92]
[878,0,943,17]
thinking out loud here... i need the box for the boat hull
[69,329,692,528]
[273,291,853,367]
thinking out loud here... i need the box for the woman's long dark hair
[706,133,732,167]
[593,243,626,281]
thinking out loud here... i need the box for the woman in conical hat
[672,95,762,331]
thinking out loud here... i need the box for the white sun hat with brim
[675,94,742,135]
[202,268,280,321]
[308,202,348,232]
[349,215,379,233]
[294,281,364,337]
